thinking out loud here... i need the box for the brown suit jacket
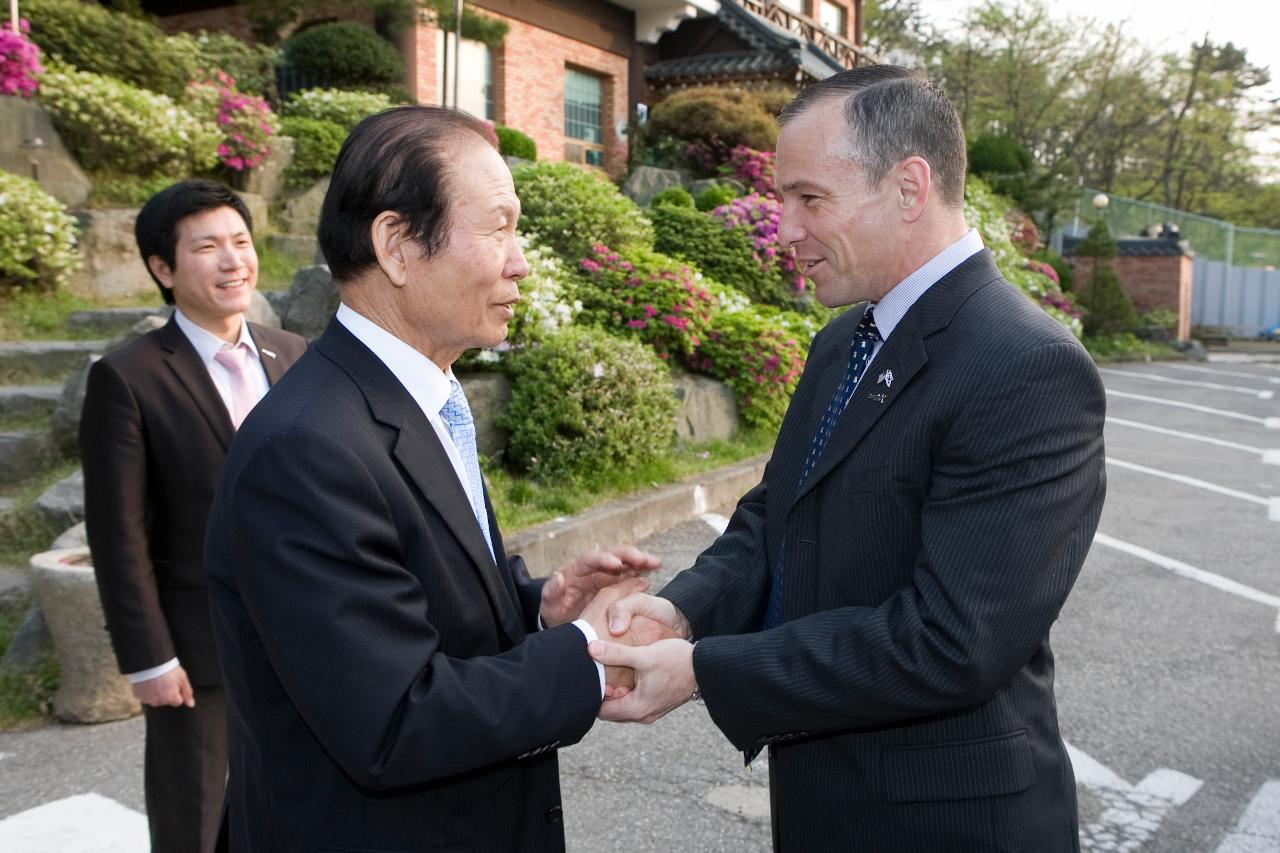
[80,314,306,686]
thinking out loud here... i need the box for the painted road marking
[1100,368,1275,399]
[1106,457,1272,509]
[0,792,148,852]
[1066,741,1203,853]
[1163,364,1280,385]
[705,784,771,820]
[700,513,730,535]
[1105,417,1272,455]
[1216,780,1280,852]
[1106,390,1277,428]
[1094,533,1280,633]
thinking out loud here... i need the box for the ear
[896,157,931,224]
[369,211,412,288]
[147,255,175,292]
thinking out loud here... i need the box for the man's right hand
[131,666,196,708]
[598,593,691,694]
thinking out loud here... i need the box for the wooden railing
[736,0,877,69]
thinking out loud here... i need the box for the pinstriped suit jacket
[661,250,1106,852]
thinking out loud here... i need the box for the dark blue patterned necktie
[762,306,881,631]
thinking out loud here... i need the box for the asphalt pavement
[1,355,1277,852]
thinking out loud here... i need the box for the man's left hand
[540,546,662,628]
[590,638,695,724]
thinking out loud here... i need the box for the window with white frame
[436,32,493,120]
[819,0,847,36]
[564,68,605,167]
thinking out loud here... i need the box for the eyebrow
[779,179,828,195]
[188,231,251,243]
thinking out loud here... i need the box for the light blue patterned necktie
[439,379,495,562]
[763,305,881,630]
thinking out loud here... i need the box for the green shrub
[0,172,79,296]
[754,86,795,117]
[1077,220,1138,335]
[1138,308,1178,331]
[23,0,190,97]
[87,175,178,208]
[651,186,695,209]
[968,132,1033,178]
[513,162,654,261]
[496,125,536,160]
[281,116,347,187]
[507,237,580,346]
[501,327,677,482]
[283,87,394,132]
[169,30,280,97]
[37,60,219,177]
[282,22,404,90]
[699,306,805,431]
[1033,246,1073,291]
[651,204,781,305]
[648,87,778,163]
[694,183,738,211]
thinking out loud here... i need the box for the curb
[505,453,769,577]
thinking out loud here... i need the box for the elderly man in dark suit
[80,180,307,852]
[203,106,664,852]
[594,66,1107,851]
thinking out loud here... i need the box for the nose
[219,242,251,271]
[506,239,530,281]
[777,201,804,247]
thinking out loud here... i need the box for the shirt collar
[335,302,454,418]
[871,228,984,341]
[173,308,256,364]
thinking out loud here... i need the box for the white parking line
[1106,457,1272,508]
[1216,780,1280,852]
[1163,363,1280,385]
[0,793,148,852]
[1099,368,1275,399]
[1105,417,1264,454]
[1093,533,1280,633]
[1106,390,1280,428]
[700,513,730,535]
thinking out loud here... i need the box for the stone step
[0,429,55,485]
[0,384,61,420]
[65,306,168,337]
[0,340,106,384]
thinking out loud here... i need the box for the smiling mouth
[216,278,249,289]
[801,259,824,273]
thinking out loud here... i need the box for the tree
[1076,221,1138,335]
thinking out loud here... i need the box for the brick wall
[416,14,629,176]
[1072,254,1194,341]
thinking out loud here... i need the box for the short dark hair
[780,66,968,207]
[318,105,496,283]
[135,180,254,305]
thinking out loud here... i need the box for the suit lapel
[158,317,235,452]
[317,321,526,647]
[248,324,288,385]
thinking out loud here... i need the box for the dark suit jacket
[204,319,602,853]
[81,315,306,686]
[661,251,1106,853]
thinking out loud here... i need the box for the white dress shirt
[127,309,268,684]
[336,303,604,696]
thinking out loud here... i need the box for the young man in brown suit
[79,180,306,853]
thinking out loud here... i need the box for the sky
[918,0,1280,168]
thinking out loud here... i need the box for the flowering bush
[501,326,677,482]
[651,204,788,308]
[188,71,277,172]
[1,20,42,98]
[507,237,581,346]
[699,306,806,430]
[283,88,393,132]
[0,171,79,295]
[711,193,808,298]
[38,60,218,176]
[513,162,654,261]
[647,87,778,169]
[169,30,279,98]
[722,146,776,197]
[575,245,717,364]
[1025,259,1059,287]
[1005,209,1040,255]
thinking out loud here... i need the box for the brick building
[1065,233,1194,342]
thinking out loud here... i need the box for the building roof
[645,0,845,84]
[1062,236,1191,257]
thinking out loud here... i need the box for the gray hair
[779,67,967,208]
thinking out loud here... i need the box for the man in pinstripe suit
[593,66,1106,851]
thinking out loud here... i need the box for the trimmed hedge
[283,88,394,132]
[649,87,778,161]
[513,161,654,261]
[282,22,404,90]
[0,171,79,295]
[496,126,536,160]
[281,116,347,188]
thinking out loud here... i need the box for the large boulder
[279,265,338,340]
[671,369,738,442]
[234,191,269,235]
[30,547,140,723]
[50,315,167,458]
[243,136,296,204]
[32,468,84,530]
[66,209,154,301]
[0,600,53,675]
[283,177,330,236]
[246,289,281,330]
[0,98,91,207]
[621,166,685,207]
[266,234,322,265]
[52,521,88,551]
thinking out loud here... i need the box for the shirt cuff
[126,658,180,684]
[570,619,605,699]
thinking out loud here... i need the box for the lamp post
[10,0,20,33]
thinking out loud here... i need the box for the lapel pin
[869,393,887,404]
[877,369,893,388]
[261,348,277,359]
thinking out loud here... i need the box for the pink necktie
[213,344,258,429]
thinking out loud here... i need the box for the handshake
[539,546,699,724]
